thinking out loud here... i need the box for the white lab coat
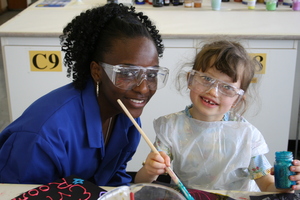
[153,108,270,192]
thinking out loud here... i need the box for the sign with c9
[29,51,62,72]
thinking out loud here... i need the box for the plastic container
[107,0,118,3]
[153,0,164,6]
[172,0,180,5]
[283,0,293,5]
[211,0,221,10]
[274,151,296,189]
[98,183,186,200]
[164,0,170,5]
[135,0,146,4]
[292,0,300,10]
[194,0,202,7]
[266,0,277,10]
[184,0,193,7]
[248,0,256,9]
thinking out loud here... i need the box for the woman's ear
[90,61,102,83]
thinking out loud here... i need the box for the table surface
[0,183,281,200]
[0,0,299,39]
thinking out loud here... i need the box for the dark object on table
[250,193,300,200]
[12,175,106,200]
[153,181,234,200]
[134,185,184,200]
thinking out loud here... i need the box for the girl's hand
[290,160,300,190]
[143,151,171,176]
[270,160,300,191]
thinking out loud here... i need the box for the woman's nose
[132,78,150,94]
[136,74,147,87]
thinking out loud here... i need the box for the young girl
[135,40,300,192]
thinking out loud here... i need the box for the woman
[0,3,169,186]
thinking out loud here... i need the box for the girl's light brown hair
[177,39,261,116]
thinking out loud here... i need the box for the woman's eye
[147,71,158,78]
[120,70,137,77]
[126,71,135,77]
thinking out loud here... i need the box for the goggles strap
[232,94,243,108]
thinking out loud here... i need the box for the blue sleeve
[107,151,136,186]
[0,132,61,184]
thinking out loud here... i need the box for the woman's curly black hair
[59,3,164,90]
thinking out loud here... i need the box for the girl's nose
[205,83,219,97]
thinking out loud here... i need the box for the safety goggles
[188,70,244,98]
[100,62,169,91]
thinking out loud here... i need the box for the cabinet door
[244,48,297,163]
[3,45,71,121]
[127,47,196,171]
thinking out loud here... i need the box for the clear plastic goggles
[100,62,169,91]
[188,70,244,97]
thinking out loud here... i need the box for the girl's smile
[189,67,241,122]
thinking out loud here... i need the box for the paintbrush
[117,99,194,200]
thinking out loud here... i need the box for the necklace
[105,117,113,145]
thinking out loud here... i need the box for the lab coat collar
[101,115,130,164]
[82,78,103,148]
[81,79,131,153]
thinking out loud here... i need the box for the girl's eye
[222,84,235,91]
[201,76,214,83]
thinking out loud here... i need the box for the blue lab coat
[0,79,141,186]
